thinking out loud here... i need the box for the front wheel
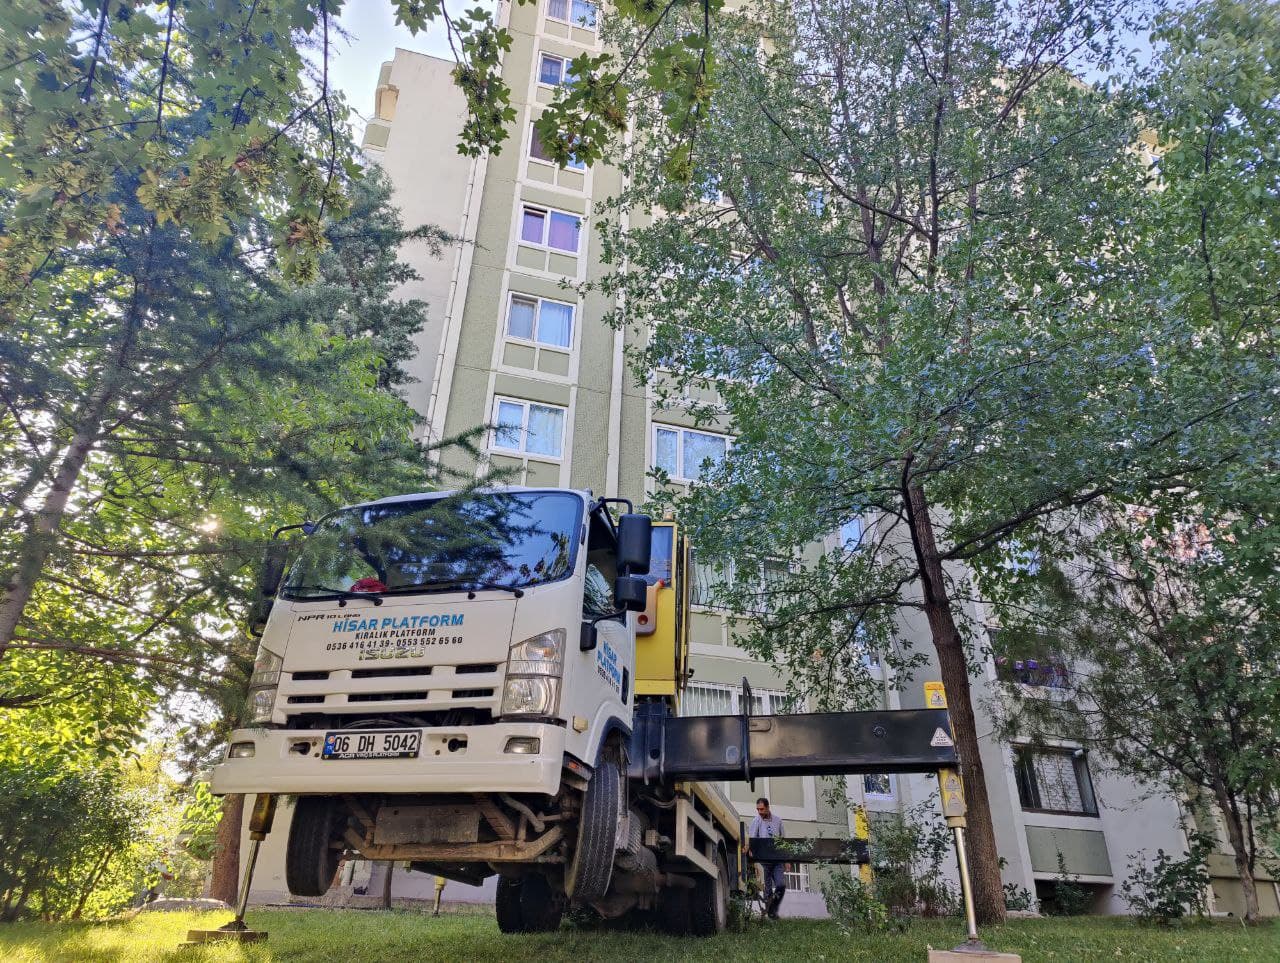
[285,796,341,897]
[564,743,622,904]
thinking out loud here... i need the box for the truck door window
[584,519,619,621]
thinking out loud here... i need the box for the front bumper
[209,722,566,796]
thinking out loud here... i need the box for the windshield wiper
[380,581,525,599]
[283,584,384,606]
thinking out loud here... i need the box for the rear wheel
[495,877,527,933]
[495,874,564,934]
[564,743,622,904]
[657,885,692,935]
[518,873,564,932]
[285,797,341,897]
[689,848,729,936]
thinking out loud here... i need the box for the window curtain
[538,301,573,347]
[547,211,580,252]
[507,296,536,339]
[525,404,564,457]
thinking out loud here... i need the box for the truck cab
[214,487,640,798]
[212,487,738,931]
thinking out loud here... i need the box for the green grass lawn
[0,909,1275,963]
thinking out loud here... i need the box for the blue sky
[331,1,487,139]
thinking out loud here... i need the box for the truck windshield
[281,491,583,600]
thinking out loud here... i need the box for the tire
[689,848,729,936]
[496,877,527,934]
[657,885,692,935]
[496,874,564,934]
[286,796,340,897]
[564,743,622,904]
[519,873,565,932]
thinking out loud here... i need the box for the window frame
[528,121,586,171]
[652,423,732,484]
[862,773,895,800]
[545,0,598,30]
[505,292,576,349]
[519,203,584,255]
[1013,746,1099,817]
[688,551,795,613]
[536,52,573,88]
[489,395,568,462]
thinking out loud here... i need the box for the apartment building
[240,0,1276,919]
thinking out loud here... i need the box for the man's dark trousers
[762,862,786,917]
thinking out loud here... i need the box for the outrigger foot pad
[182,920,268,945]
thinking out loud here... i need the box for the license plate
[322,729,421,760]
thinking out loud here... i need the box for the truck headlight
[501,677,560,717]
[247,647,283,724]
[507,629,565,677]
[502,630,565,717]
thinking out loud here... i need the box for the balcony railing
[995,656,1071,690]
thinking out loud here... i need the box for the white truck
[211,486,741,934]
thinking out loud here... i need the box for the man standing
[748,797,789,919]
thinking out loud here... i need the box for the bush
[1004,882,1038,912]
[820,872,892,934]
[866,799,958,921]
[0,751,198,921]
[1120,835,1212,924]
[1042,851,1092,916]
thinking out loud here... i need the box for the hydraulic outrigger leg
[939,766,986,953]
[183,794,276,945]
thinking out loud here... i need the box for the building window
[995,655,1071,689]
[840,517,864,549]
[681,681,792,717]
[492,397,566,460]
[547,0,597,28]
[507,293,574,348]
[783,865,810,893]
[653,425,729,483]
[537,52,574,87]
[990,629,1071,690]
[520,205,582,254]
[529,123,585,170]
[688,552,790,611]
[863,773,894,799]
[1014,747,1098,816]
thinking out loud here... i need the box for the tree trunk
[1210,777,1260,924]
[906,481,1007,924]
[0,290,144,661]
[0,426,100,657]
[71,846,117,920]
[381,861,394,909]
[209,793,244,905]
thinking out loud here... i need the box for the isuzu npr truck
[211,487,741,933]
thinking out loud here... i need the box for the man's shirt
[748,813,784,839]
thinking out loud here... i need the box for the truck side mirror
[614,574,646,612]
[248,597,272,637]
[248,542,290,636]
[616,514,652,575]
[257,542,290,598]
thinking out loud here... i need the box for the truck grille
[276,664,502,723]
[350,667,432,679]
[348,690,430,703]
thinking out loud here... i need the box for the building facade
[241,0,1277,919]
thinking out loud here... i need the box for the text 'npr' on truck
[212,487,742,933]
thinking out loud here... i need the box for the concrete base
[928,950,1021,963]
[183,928,267,945]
